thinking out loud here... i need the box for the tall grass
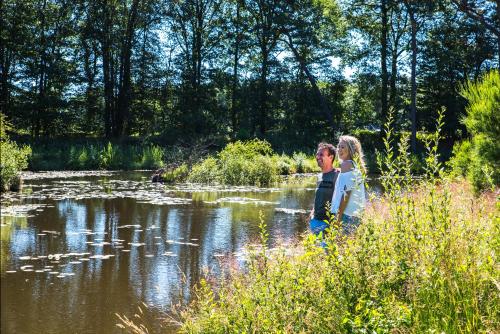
[29,142,165,170]
[172,110,499,333]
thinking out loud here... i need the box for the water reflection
[1,172,316,334]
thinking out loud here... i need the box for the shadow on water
[0,171,381,333]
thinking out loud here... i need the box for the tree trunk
[101,0,113,138]
[193,0,203,132]
[231,2,241,137]
[34,0,48,138]
[390,47,397,112]
[115,0,140,137]
[409,6,417,153]
[381,0,389,126]
[0,0,9,116]
[259,47,268,137]
[284,32,335,135]
[0,50,10,117]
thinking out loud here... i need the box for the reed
[29,142,165,170]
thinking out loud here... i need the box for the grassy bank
[112,112,500,333]
[173,179,498,333]
[27,141,170,171]
[159,111,498,333]
[171,116,499,333]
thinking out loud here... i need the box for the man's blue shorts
[309,218,329,235]
[310,215,361,236]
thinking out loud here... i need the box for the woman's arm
[337,160,354,220]
[337,190,351,220]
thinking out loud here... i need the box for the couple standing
[309,136,367,237]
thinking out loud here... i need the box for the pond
[1,171,322,334]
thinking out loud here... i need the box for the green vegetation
[187,140,319,186]
[28,141,165,171]
[169,113,499,333]
[2,0,496,153]
[176,177,498,333]
[161,164,189,183]
[449,70,500,191]
[0,114,31,191]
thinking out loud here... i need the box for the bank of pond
[2,135,430,192]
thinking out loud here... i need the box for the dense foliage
[1,0,498,151]
[187,139,319,186]
[449,70,500,191]
[0,114,31,191]
[174,182,498,333]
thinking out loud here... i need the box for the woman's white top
[330,167,366,217]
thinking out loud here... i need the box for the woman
[330,135,366,235]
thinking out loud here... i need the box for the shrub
[290,152,319,174]
[352,128,383,154]
[140,145,165,169]
[162,163,189,183]
[448,139,472,177]
[0,114,31,191]
[187,157,219,184]
[449,70,500,191]
[99,142,121,169]
[188,139,281,186]
[275,154,296,175]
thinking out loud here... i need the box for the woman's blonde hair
[338,135,367,174]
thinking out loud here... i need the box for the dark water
[1,171,318,334]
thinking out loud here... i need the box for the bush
[274,154,296,175]
[0,114,31,191]
[449,70,500,191]
[352,128,383,154]
[140,145,165,169]
[162,163,189,183]
[188,156,220,184]
[290,152,319,174]
[448,140,472,177]
[187,140,318,186]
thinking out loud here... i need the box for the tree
[245,0,282,136]
[278,0,345,136]
[419,2,497,139]
[450,0,500,66]
[166,0,226,135]
[343,0,391,128]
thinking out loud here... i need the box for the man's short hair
[317,142,336,158]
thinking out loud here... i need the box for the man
[309,142,338,235]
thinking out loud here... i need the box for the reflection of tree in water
[0,174,321,333]
[1,216,28,272]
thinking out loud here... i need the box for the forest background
[1,0,499,162]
